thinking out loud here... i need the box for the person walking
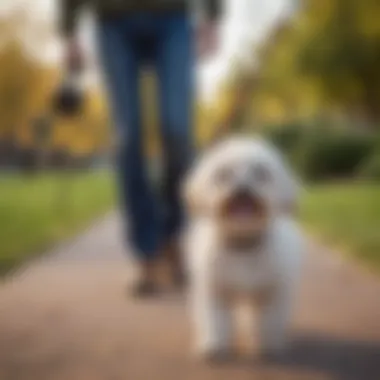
[60,0,222,296]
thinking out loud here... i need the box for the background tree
[202,0,380,134]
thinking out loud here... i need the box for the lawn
[0,170,116,274]
[2,174,379,275]
[301,183,380,273]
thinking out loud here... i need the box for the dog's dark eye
[215,166,233,184]
[254,165,271,184]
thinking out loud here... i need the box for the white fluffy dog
[182,136,304,360]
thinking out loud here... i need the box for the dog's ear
[277,162,301,215]
[266,142,301,215]
[182,160,208,216]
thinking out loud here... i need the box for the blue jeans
[97,13,194,260]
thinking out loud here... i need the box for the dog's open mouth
[219,192,267,249]
[222,192,266,221]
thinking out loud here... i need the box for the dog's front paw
[259,348,285,363]
[259,341,289,363]
[195,347,233,364]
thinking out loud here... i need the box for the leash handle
[52,67,86,117]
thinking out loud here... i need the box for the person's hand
[64,37,85,74]
[197,21,220,61]
[53,37,86,116]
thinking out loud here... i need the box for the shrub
[357,152,380,180]
[265,123,304,156]
[262,121,379,181]
[264,123,307,170]
[296,129,374,180]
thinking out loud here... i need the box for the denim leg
[157,15,195,242]
[96,20,160,259]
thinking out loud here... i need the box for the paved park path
[1,213,380,380]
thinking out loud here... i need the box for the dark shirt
[61,0,222,36]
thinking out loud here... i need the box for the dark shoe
[130,279,159,298]
[164,239,187,290]
[129,260,160,298]
[201,349,233,365]
[173,267,188,290]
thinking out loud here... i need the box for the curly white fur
[182,136,304,359]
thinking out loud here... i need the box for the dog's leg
[257,289,291,358]
[191,284,232,361]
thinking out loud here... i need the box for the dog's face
[184,137,299,241]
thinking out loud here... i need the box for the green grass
[301,183,380,272]
[2,173,378,275]
[0,170,116,274]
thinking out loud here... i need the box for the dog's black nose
[233,187,252,199]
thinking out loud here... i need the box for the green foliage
[207,0,380,130]
[301,183,380,272]
[357,152,380,180]
[264,123,377,181]
[0,41,40,134]
[295,0,380,119]
[265,124,302,151]
[264,123,305,163]
[0,10,111,159]
[0,171,115,274]
[296,129,373,180]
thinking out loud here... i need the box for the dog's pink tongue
[231,203,253,218]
